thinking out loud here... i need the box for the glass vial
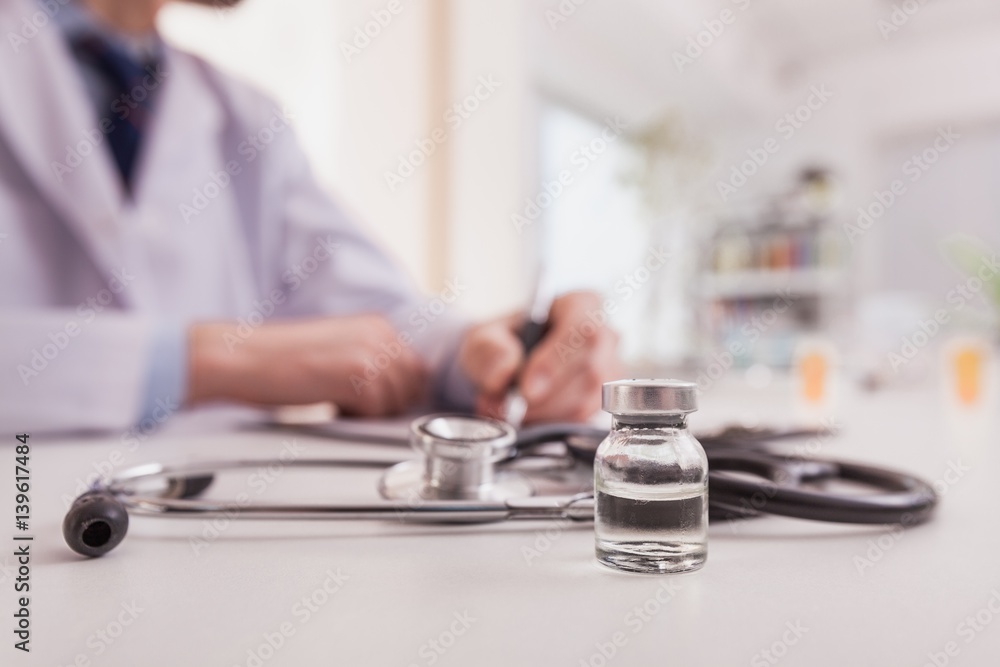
[594,379,708,574]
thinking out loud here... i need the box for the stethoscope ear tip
[62,490,129,558]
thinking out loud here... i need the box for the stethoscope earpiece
[63,490,130,558]
[61,415,939,558]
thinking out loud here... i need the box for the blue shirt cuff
[138,324,188,425]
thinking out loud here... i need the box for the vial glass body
[594,415,708,574]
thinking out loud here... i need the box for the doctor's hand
[187,316,428,417]
[459,291,621,424]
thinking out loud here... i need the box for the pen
[502,277,551,429]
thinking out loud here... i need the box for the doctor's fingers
[520,342,619,421]
[523,369,605,423]
[519,314,620,406]
[459,317,525,395]
[475,335,617,423]
[521,332,618,422]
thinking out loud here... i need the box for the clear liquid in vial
[595,481,707,574]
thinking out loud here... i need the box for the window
[537,102,692,365]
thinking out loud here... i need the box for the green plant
[942,234,1000,311]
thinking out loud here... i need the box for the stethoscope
[62,413,939,558]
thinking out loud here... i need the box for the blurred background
[159,0,1000,415]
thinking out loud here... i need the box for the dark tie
[69,34,159,193]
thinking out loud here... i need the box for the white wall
[799,22,1000,302]
[160,0,537,317]
[159,0,342,188]
[157,0,1000,332]
[445,0,532,317]
[160,0,438,292]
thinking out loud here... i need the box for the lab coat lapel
[0,0,128,295]
[133,44,224,207]
[121,44,239,311]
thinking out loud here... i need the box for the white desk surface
[6,383,1000,667]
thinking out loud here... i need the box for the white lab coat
[0,0,465,433]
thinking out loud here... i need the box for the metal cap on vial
[602,379,698,416]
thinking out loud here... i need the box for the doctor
[0,0,620,432]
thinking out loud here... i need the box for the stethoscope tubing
[63,420,939,557]
[104,457,594,523]
[707,457,938,525]
[100,445,937,527]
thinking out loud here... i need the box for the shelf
[699,269,844,300]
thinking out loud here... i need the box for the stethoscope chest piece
[62,413,940,559]
[378,414,534,502]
